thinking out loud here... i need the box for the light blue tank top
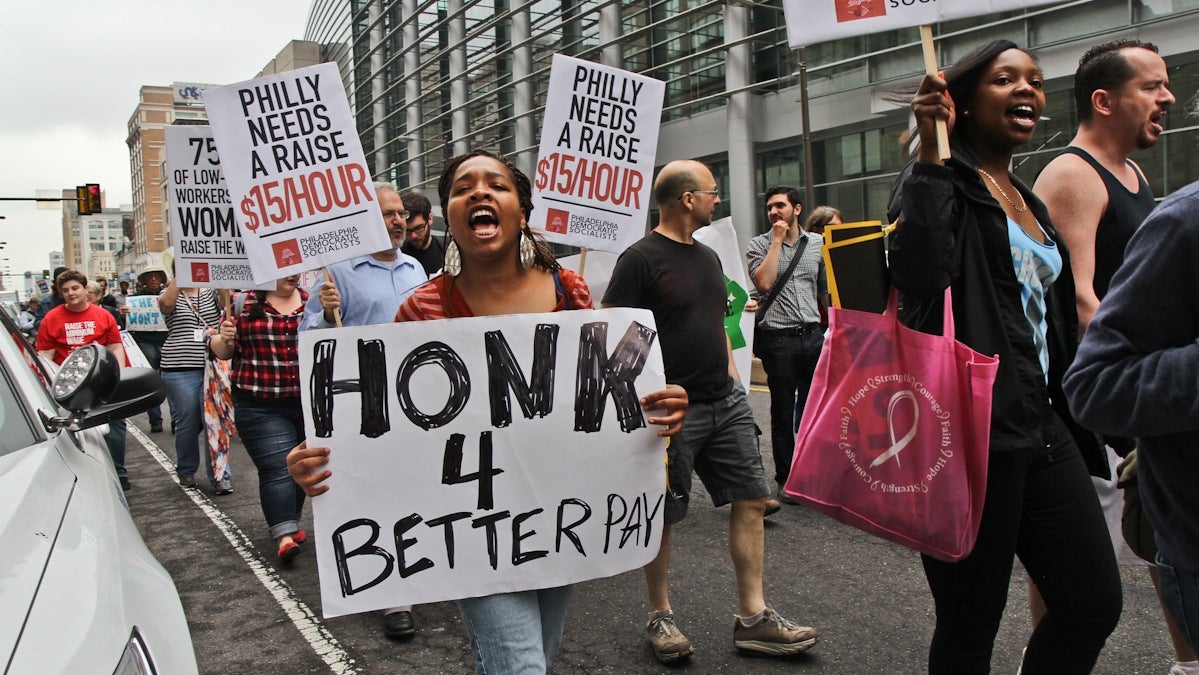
[1008,216,1061,383]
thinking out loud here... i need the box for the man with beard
[399,189,444,277]
[745,187,826,504]
[1034,39,1191,675]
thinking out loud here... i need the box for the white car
[0,315,198,674]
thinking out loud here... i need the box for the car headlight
[51,344,119,411]
[113,628,156,675]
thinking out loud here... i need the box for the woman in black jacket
[887,40,1121,674]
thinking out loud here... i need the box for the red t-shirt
[395,269,593,321]
[35,303,122,365]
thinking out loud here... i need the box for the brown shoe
[647,611,694,663]
[734,607,819,656]
[764,497,781,516]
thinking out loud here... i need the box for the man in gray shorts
[603,159,820,664]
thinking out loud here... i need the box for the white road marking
[128,425,358,674]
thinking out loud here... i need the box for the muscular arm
[1033,154,1108,333]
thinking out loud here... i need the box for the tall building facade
[304,1,1199,247]
[125,83,211,275]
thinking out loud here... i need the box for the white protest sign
[782,0,1065,48]
[120,331,152,368]
[164,126,255,288]
[693,217,756,391]
[300,308,667,617]
[532,55,664,254]
[124,296,166,332]
[203,62,392,283]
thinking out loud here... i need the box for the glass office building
[305,0,1199,244]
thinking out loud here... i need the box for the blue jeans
[162,369,213,482]
[1157,552,1199,655]
[456,585,573,674]
[104,418,127,479]
[234,396,305,540]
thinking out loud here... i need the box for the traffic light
[86,183,102,214]
[43,269,51,280]
[76,184,102,215]
[75,186,90,215]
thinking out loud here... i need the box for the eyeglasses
[679,188,720,200]
[381,209,411,220]
[407,221,429,233]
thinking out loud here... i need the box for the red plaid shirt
[230,291,308,399]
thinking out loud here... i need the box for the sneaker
[213,480,233,495]
[179,475,197,489]
[777,483,798,505]
[733,607,819,656]
[119,476,132,491]
[646,610,694,663]
[150,422,163,433]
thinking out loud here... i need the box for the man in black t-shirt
[603,159,820,664]
[399,190,444,277]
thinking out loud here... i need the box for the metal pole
[799,47,816,211]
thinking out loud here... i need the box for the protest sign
[164,125,255,288]
[124,295,166,332]
[693,217,755,391]
[531,55,664,254]
[120,331,152,368]
[782,0,1064,48]
[300,308,667,616]
[203,62,392,283]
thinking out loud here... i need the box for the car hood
[0,441,74,662]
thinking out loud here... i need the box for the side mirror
[52,345,119,411]
[43,345,166,432]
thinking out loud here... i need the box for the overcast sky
[0,1,312,285]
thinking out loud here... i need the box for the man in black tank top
[1033,39,1193,673]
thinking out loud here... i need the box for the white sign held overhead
[203,62,392,283]
[164,126,255,289]
[782,0,1066,48]
[300,308,667,617]
[531,55,665,254]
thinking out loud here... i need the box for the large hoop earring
[518,228,536,270]
[444,239,462,277]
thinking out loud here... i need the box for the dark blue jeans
[133,334,163,426]
[234,395,305,540]
[756,329,823,485]
[104,418,127,479]
[1157,551,1199,655]
[921,415,1121,674]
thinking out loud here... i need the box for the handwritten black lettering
[393,514,434,579]
[574,321,656,433]
[442,432,504,510]
[485,324,558,428]
[397,341,470,429]
[333,518,394,596]
[512,508,549,566]
[310,339,391,438]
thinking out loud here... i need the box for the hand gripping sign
[299,308,668,617]
[203,62,392,283]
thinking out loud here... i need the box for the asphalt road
[124,387,1179,674]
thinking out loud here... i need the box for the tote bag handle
[885,287,955,341]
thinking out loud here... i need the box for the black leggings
[922,415,1122,674]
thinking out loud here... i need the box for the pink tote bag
[783,289,998,562]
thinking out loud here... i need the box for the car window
[0,363,38,457]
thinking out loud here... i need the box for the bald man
[602,160,820,663]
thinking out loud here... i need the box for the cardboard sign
[164,126,256,288]
[300,308,667,617]
[124,295,166,332]
[782,0,1064,48]
[203,62,392,283]
[531,55,665,254]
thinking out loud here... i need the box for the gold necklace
[976,167,1028,213]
